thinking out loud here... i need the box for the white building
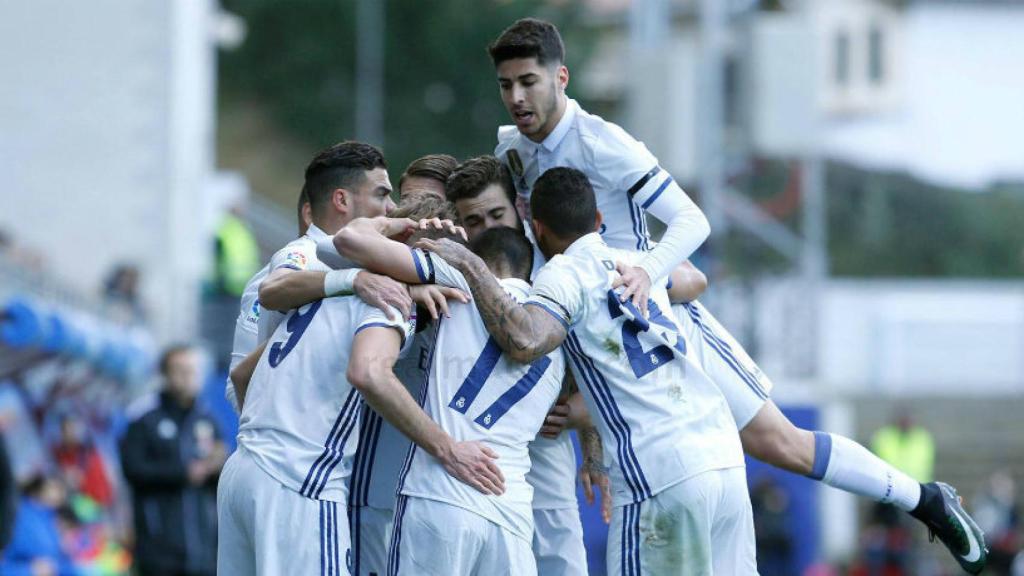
[0,0,225,341]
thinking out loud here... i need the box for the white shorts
[350,505,392,576]
[674,301,773,429]
[607,467,757,576]
[217,446,352,576]
[532,507,588,576]
[389,496,536,576]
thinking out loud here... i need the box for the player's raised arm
[594,124,710,314]
[414,237,568,364]
[347,325,506,496]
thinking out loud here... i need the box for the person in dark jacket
[120,345,225,576]
[0,431,15,550]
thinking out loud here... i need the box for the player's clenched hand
[540,401,571,439]
[409,284,470,320]
[354,271,412,321]
[417,218,468,242]
[414,238,479,271]
[442,440,505,496]
[580,463,613,524]
[611,262,652,318]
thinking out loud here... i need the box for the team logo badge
[284,251,308,269]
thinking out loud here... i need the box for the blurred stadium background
[2,0,1023,574]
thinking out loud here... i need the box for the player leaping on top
[485,18,986,574]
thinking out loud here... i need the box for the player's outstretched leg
[676,301,988,573]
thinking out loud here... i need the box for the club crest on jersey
[284,251,308,270]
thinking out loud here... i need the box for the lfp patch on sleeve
[284,251,308,270]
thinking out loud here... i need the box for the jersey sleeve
[589,122,709,282]
[314,236,358,270]
[353,304,417,357]
[268,238,317,273]
[526,257,584,330]
[409,248,471,292]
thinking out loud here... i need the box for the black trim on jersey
[625,166,661,199]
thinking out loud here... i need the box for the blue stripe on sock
[809,431,832,481]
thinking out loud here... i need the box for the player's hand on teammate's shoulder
[409,284,470,320]
[416,218,468,242]
[611,262,652,318]
[354,271,413,321]
[441,440,506,496]
[414,237,477,271]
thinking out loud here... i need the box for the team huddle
[214,19,987,576]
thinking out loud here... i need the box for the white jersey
[238,296,414,502]
[526,233,744,507]
[526,434,578,510]
[225,263,269,412]
[497,98,698,263]
[398,248,565,542]
[348,328,433,511]
[257,223,334,343]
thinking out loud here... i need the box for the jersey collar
[564,232,603,257]
[539,98,578,153]
[305,223,329,240]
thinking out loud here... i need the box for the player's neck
[526,95,568,144]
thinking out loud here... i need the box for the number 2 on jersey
[448,337,552,429]
[268,300,322,367]
[607,290,685,378]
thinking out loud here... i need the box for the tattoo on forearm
[581,426,606,471]
[459,259,553,358]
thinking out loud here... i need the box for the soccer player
[397,154,457,203]
[216,147,503,576]
[422,167,756,574]
[224,141,413,414]
[445,155,611,575]
[486,18,987,573]
[347,193,467,576]
[335,219,567,576]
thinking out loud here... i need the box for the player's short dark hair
[446,156,516,206]
[399,154,458,193]
[304,141,387,218]
[158,344,193,376]
[488,18,565,68]
[297,186,309,230]
[470,226,533,282]
[530,167,596,240]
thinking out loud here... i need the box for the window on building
[834,30,850,87]
[869,24,885,84]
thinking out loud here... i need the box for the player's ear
[333,188,349,215]
[594,210,603,233]
[557,65,569,91]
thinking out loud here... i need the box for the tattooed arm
[414,238,567,364]
[579,424,612,523]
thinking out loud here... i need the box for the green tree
[220,0,591,175]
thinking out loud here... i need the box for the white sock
[809,432,922,511]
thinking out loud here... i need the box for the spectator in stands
[212,201,260,299]
[0,430,15,550]
[120,345,224,576]
[751,475,794,576]
[974,470,1020,575]
[102,264,145,325]
[52,415,113,508]
[0,473,79,576]
[871,408,935,483]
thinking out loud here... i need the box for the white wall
[818,280,1024,395]
[0,0,217,341]
[823,3,1024,188]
